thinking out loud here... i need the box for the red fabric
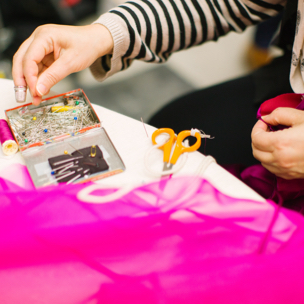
[60,0,81,7]
[227,93,304,211]
[259,93,303,116]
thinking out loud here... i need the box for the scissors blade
[162,162,173,173]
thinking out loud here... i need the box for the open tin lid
[4,89,125,187]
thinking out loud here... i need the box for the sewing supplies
[68,143,83,155]
[5,89,125,187]
[51,162,76,172]
[47,145,109,184]
[53,156,83,166]
[145,128,211,176]
[14,85,27,103]
[0,119,18,156]
[90,145,96,158]
[154,128,202,171]
[141,117,149,137]
[57,163,75,174]
[67,174,81,184]
[7,100,94,148]
[44,170,76,185]
[51,106,79,112]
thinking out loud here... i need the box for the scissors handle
[170,130,201,165]
[151,128,176,163]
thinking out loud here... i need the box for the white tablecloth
[0,78,263,201]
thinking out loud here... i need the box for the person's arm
[90,0,287,81]
[12,0,286,105]
[252,108,304,180]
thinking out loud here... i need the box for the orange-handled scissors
[151,128,201,171]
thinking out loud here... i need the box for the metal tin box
[5,89,125,187]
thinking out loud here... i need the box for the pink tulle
[1,165,304,303]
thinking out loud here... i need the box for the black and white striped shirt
[90,0,287,81]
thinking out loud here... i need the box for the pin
[58,163,75,174]
[52,161,75,172]
[67,142,83,155]
[141,117,149,137]
[52,161,79,174]
[73,117,78,132]
[90,145,96,158]
[44,170,75,186]
[54,170,73,177]
[53,156,83,166]
[66,174,81,184]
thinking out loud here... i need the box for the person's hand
[251,107,304,179]
[13,23,113,105]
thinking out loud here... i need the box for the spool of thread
[0,119,18,156]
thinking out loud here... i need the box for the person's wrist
[89,23,114,57]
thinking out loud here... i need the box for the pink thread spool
[0,119,18,155]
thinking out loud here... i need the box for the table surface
[0,78,263,201]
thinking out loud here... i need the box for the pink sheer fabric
[1,165,304,303]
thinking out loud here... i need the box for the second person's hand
[251,107,304,180]
[12,23,113,105]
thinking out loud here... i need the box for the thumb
[36,57,72,97]
[252,119,268,136]
[262,107,304,127]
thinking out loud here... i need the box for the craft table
[0,78,263,201]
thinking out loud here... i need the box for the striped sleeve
[90,0,287,81]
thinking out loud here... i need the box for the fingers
[12,37,33,87]
[261,162,300,180]
[12,23,115,105]
[22,32,56,99]
[36,54,74,97]
[251,114,304,179]
[262,107,304,127]
[13,31,49,104]
[12,25,58,104]
[252,146,274,164]
[251,119,268,135]
[251,119,274,152]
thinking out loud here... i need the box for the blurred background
[0,0,282,122]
